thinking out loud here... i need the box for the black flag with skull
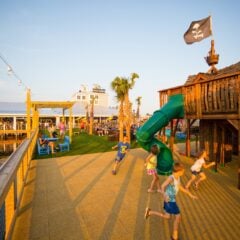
[184,16,212,44]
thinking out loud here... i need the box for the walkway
[11,148,240,240]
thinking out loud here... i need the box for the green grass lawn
[34,130,190,160]
[34,132,140,159]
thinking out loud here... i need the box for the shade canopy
[31,101,75,110]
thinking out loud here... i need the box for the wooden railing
[0,130,27,135]
[159,74,240,119]
[0,129,38,240]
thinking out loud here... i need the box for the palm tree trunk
[89,101,94,135]
[136,106,140,121]
[124,94,131,142]
[119,100,124,142]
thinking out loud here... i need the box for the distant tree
[136,96,142,122]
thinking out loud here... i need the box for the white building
[0,85,117,130]
[71,84,109,107]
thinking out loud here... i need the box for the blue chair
[176,132,186,140]
[37,140,50,155]
[59,136,70,152]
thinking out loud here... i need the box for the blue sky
[0,0,239,115]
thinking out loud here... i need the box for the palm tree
[85,104,89,132]
[136,96,142,122]
[111,73,139,142]
[89,96,97,135]
[123,73,139,142]
[111,77,125,141]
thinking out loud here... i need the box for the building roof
[185,61,240,85]
[0,102,118,117]
[0,102,26,115]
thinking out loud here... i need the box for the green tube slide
[136,94,184,175]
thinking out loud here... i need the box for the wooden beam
[220,127,225,166]
[26,89,31,138]
[169,120,174,151]
[186,119,190,157]
[69,106,73,142]
[186,114,239,120]
[196,83,201,118]
[238,91,240,189]
[213,121,218,172]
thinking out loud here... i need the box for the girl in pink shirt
[145,144,161,193]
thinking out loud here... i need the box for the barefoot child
[185,150,216,190]
[145,162,197,240]
[145,144,161,193]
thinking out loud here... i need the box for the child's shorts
[115,155,125,162]
[147,169,157,175]
[191,170,202,175]
[163,201,180,215]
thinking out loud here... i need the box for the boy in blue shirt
[112,136,130,175]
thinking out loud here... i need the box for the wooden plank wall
[184,75,239,117]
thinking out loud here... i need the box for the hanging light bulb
[7,66,12,75]
[18,79,22,86]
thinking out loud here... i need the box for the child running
[145,144,161,193]
[111,136,130,175]
[145,162,197,240]
[185,150,216,190]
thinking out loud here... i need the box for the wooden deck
[11,148,240,240]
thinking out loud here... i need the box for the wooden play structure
[159,40,240,188]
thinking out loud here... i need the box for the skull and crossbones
[191,23,204,39]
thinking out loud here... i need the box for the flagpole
[205,14,219,74]
[209,15,213,39]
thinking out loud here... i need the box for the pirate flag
[184,16,212,44]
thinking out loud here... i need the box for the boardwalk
[11,148,240,240]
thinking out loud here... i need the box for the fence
[0,129,38,240]
[159,74,240,119]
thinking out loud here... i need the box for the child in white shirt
[185,150,215,190]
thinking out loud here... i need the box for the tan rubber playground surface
[11,147,240,240]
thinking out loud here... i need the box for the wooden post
[32,106,39,130]
[26,89,31,138]
[69,106,73,142]
[169,120,174,151]
[195,134,199,154]
[186,119,190,157]
[238,93,240,189]
[196,83,201,119]
[238,118,240,189]
[220,128,225,166]
[213,121,218,172]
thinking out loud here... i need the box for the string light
[0,52,61,99]
[7,66,12,75]
[0,52,28,90]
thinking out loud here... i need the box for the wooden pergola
[26,89,75,142]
